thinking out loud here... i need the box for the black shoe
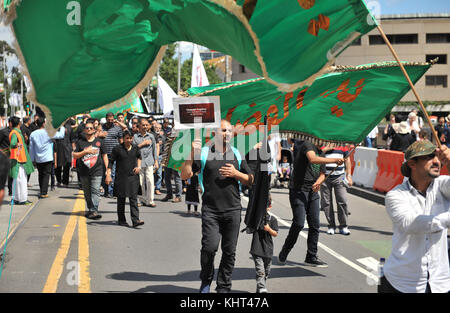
[132,220,145,228]
[216,288,230,293]
[304,255,328,268]
[118,221,129,227]
[278,248,288,265]
[161,195,173,202]
[86,212,102,220]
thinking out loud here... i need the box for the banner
[157,75,178,115]
[166,61,431,171]
[3,0,376,132]
[88,91,144,120]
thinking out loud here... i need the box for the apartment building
[231,14,450,103]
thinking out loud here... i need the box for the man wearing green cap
[380,141,450,293]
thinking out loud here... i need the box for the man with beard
[380,141,450,293]
[181,120,254,293]
[73,120,108,220]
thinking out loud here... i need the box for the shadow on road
[106,266,322,284]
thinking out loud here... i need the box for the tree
[0,40,26,116]
[159,43,223,93]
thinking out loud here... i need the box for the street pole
[177,42,181,94]
[3,45,6,118]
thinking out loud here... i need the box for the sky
[0,0,449,66]
[375,0,449,15]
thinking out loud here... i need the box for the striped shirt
[324,148,348,176]
[102,124,123,156]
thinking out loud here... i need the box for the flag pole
[376,25,441,148]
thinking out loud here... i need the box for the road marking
[42,191,90,293]
[241,195,378,282]
[356,257,379,273]
[78,210,91,293]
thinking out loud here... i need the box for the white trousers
[139,166,154,205]
[13,165,28,203]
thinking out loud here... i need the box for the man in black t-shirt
[181,120,254,293]
[278,140,344,268]
[73,120,108,220]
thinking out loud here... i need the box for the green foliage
[0,40,27,115]
[159,43,223,93]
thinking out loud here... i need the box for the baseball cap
[401,141,437,177]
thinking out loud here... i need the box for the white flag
[157,75,179,115]
[191,45,209,88]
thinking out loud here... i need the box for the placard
[173,96,221,130]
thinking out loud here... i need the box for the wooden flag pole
[377,25,442,148]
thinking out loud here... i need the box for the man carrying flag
[380,141,450,293]
[278,140,344,267]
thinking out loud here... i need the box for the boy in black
[106,130,144,228]
[278,140,344,267]
[250,195,278,293]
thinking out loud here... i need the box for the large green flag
[87,91,144,120]
[2,0,375,132]
[166,61,431,171]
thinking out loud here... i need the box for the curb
[0,198,40,258]
[348,185,385,205]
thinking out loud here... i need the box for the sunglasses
[85,127,94,130]
[416,153,436,161]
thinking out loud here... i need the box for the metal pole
[177,42,181,94]
[3,45,6,118]
[377,25,441,147]
[225,55,229,83]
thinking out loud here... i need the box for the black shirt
[75,138,106,177]
[109,144,141,197]
[390,132,416,152]
[0,127,11,153]
[193,144,253,212]
[250,214,279,258]
[289,141,325,191]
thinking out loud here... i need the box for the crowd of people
[370,110,450,152]
[0,111,448,294]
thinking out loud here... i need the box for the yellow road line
[78,211,91,293]
[42,192,89,293]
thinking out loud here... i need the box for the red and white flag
[191,45,209,88]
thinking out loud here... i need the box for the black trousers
[200,209,241,291]
[378,275,434,293]
[117,196,139,224]
[55,162,71,185]
[282,189,320,257]
[36,161,53,196]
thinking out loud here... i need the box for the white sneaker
[339,227,350,235]
[327,228,335,235]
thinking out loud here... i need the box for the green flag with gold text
[166,61,431,171]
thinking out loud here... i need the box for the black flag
[243,116,271,233]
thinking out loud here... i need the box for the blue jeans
[164,167,182,197]
[102,159,115,196]
[281,189,320,257]
[80,175,102,213]
[155,156,163,191]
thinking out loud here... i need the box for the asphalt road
[0,180,393,293]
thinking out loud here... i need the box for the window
[239,64,246,73]
[425,75,447,88]
[426,54,447,64]
[369,34,418,45]
[426,33,450,44]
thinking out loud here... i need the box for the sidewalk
[0,171,41,260]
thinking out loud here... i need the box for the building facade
[231,14,450,103]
